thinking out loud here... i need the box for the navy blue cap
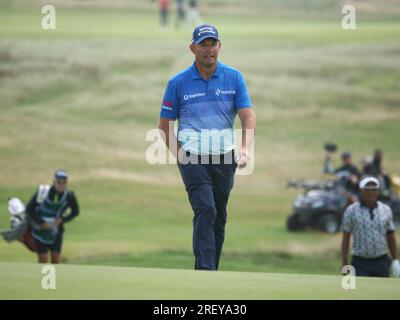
[54,169,68,180]
[342,152,351,159]
[192,24,219,44]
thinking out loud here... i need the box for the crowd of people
[157,0,202,29]
[324,148,392,204]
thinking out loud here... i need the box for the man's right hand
[341,261,350,274]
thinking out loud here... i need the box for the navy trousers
[178,151,237,270]
[351,255,391,277]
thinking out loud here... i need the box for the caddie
[26,170,79,264]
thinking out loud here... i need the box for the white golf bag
[1,185,50,252]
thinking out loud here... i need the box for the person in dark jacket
[26,170,79,264]
[335,152,361,203]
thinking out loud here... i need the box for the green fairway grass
[1,0,400,280]
[0,262,399,299]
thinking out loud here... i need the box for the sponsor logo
[163,100,173,107]
[215,89,236,96]
[197,26,216,37]
[183,92,205,101]
[162,100,173,111]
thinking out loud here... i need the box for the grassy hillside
[1,262,399,299]
[0,0,399,276]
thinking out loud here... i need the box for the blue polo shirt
[160,61,252,155]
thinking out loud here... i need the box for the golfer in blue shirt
[159,24,256,270]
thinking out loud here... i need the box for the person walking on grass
[26,170,79,264]
[186,0,202,26]
[341,176,400,277]
[159,0,170,28]
[159,24,256,270]
[175,0,186,29]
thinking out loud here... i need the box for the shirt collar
[191,61,222,80]
[360,200,378,210]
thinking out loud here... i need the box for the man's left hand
[235,149,250,169]
[56,218,64,226]
[392,259,400,278]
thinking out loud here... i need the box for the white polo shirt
[340,201,396,258]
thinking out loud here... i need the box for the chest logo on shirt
[183,92,205,101]
[215,88,236,96]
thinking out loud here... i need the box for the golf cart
[286,176,400,234]
[286,178,348,234]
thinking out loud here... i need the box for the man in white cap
[340,176,399,277]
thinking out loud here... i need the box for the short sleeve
[340,206,354,233]
[235,72,252,110]
[160,79,180,119]
[386,207,396,232]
